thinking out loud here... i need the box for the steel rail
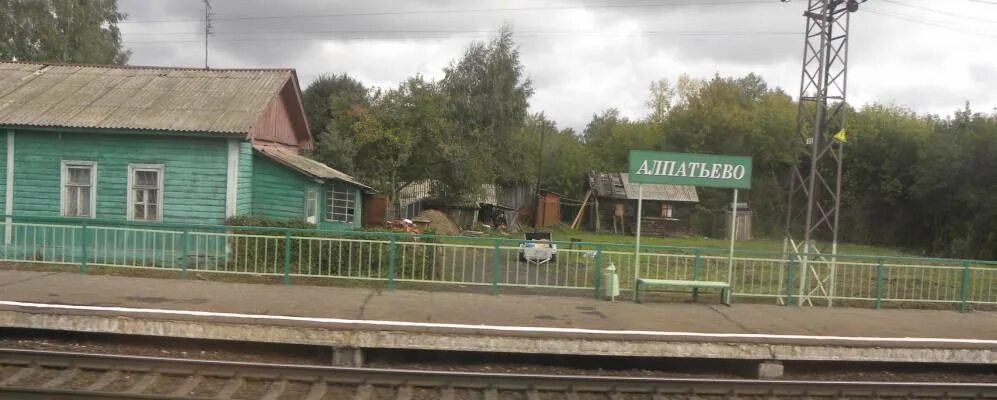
[2,348,996,399]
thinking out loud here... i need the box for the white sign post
[727,189,739,282]
[633,184,644,301]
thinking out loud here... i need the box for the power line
[880,0,997,25]
[864,6,997,38]
[117,0,774,24]
[121,29,802,39]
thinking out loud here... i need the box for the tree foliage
[0,0,129,64]
[353,76,450,212]
[308,74,370,176]
[440,24,533,197]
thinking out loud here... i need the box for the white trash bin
[603,262,620,301]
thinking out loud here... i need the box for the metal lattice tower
[783,0,862,306]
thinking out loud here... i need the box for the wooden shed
[584,172,699,236]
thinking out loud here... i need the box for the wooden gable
[248,75,313,150]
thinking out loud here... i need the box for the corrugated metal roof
[0,62,293,134]
[588,172,698,202]
[254,144,372,191]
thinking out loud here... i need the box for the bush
[225,215,315,230]
[222,215,441,280]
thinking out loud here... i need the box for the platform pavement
[1,269,996,373]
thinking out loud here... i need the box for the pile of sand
[414,210,459,235]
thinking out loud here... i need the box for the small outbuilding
[396,180,533,230]
[584,172,699,236]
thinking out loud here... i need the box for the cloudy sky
[117,0,997,132]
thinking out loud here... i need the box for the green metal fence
[0,215,995,311]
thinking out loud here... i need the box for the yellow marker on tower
[833,129,848,143]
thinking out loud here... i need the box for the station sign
[628,150,752,189]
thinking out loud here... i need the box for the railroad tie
[526,389,541,400]
[87,370,121,391]
[127,372,160,394]
[215,376,245,399]
[261,379,287,400]
[171,374,203,397]
[354,383,374,400]
[395,385,413,400]
[564,390,580,400]
[484,386,499,400]
[439,386,456,400]
[41,367,80,388]
[303,381,327,400]
[0,365,37,386]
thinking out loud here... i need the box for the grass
[471,225,909,258]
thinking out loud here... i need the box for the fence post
[388,237,397,291]
[593,244,603,300]
[491,239,500,295]
[692,248,702,302]
[282,231,291,286]
[875,258,884,310]
[785,254,795,306]
[959,261,970,313]
[693,248,702,280]
[79,222,88,274]
[181,229,190,279]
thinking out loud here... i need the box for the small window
[661,203,674,218]
[325,185,355,223]
[305,190,318,224]
[61,161,96,217]
[128,165,164,221]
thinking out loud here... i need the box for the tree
[0,0,129,64]
[663,74,796,235]
[646,78,675,124]
[582,109,662,171]
[512,114,592,199]
[307,74,370,175]
[352,76,449,217]
[440,25,533,197]
[302,73,367,143]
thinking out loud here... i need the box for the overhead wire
[118,0,775,24]
[122,29,803,44]
[878,0,997,25]
[863,6,997,39]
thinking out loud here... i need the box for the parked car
[518,231,557,263]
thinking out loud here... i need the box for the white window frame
[126,164,165,221]
[60,160,97,218]
[661,203,674,218]
[304,190,318,224]
[325,185,355,224]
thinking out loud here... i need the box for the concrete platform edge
[1,310,994,364]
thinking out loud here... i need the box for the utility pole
[783,0,863,306]
[534,117,547,230]
[203,0,213,69]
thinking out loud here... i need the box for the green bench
[635,278,731,306]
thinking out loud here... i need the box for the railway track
[1,348,996,400]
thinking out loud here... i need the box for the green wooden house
[0,62,371,231]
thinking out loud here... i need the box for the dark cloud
[115,0,997,131]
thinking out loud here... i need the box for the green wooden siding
[236,141,253,215]
[251,153,362,230]
[0,130,7,215]
[251,154,317,220]
[12,130,229,224]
